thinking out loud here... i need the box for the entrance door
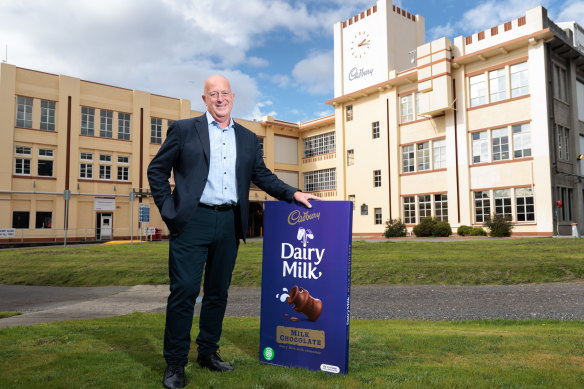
[97,213,113,240]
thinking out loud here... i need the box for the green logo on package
[263,347,275,361]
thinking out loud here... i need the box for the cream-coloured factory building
[1,1,583,242]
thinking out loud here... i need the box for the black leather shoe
[163,365,185,389]
[197,352,233,372]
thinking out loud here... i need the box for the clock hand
[358,39,370,47]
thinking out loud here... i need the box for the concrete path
[1,282,583,329]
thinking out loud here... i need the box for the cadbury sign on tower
[259,201,353,373]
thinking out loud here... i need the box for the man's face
[202,76,234,123]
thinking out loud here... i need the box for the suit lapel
[194,114,210,163]
[234,122,244,173]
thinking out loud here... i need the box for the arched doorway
[248,202,264,238]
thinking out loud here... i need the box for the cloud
[556,0,584,23]
[247,57,269,67]
[292,50,334,95]
[428,0,552,40]
[248,100,277,121]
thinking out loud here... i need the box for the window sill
[468,94,530,111]
[471,157,533,167]
[400,168,447,176]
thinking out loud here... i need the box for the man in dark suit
[148,75,319,389]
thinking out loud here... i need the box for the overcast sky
[2,0,583,123]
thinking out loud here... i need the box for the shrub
[484,214,514,237]
[384,218,407,238]
[413,217,437,237]
[432,220,452,237]
[457,225,472,236]
[469,227,487,236]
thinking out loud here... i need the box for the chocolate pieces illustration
[286,285,322,321]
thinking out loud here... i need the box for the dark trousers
[163,206,238,366]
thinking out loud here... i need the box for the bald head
[202,75,234,128]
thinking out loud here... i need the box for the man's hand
[293,191,323,209]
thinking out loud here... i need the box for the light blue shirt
[200,111,238,205]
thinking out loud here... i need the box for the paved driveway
[1,282,583,329]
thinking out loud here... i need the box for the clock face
[350,31,371,59]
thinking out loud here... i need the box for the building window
[118,112,131,140]
[372,121,380,139]
[35,212,52,229]
[40,100,56,131]
[118,156,129,164]
[303,168,336,192]
[12,211,30,229]
[346,105,353,121]
[516,188,534,222]
[258,137,264,157]
[99,153,112,180]
[373,170,381,187]
[513,123,531,158]
[39,149,53,158]
[472,131,489,163]
[556,125,570,161]
[402,145,415,173]
[510,62,529,97]
[553,63,568,101]
[474,191,491,223]
[348,194,355,210]
[557,187,573,221]
[117,166,129,181]
[81,107,95,136]
[417,142,430,171]
[80,163,93,179]
[434,194,448,221]
[400,94,414,123]
[403,196,416,224]
[16,96,33,128]
[38,148,54,177]
[418,195,431,219]
[470,74,487,107]
[37,160,53,177]
[99,165,111,180]
[100,110,113,138]
[347,149,355,166]
[432,139,446,169]
[303,132,335,157]
[489,68,507,102]
[494,189,512,218]
[14,146,32,175]
[374,208,382,225]
[80,152,93,161]
[151,118,162,144]
[15,158,31,175]
[491,128,509,161]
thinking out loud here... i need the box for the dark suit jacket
[147,114,298,238]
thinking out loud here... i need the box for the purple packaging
[259,201,353,373]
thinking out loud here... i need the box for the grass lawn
[0,239,582,287]
[0,314,582,388]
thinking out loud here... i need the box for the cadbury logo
[348,67,373,81]
[288,210,321,226]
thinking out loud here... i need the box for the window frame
[151,117,162,144]
[81,107,95,136]
[99,109,113,138]
[372,121,380,139]
[118,112,131,140]
[373,170,382,187]
[40,100,56,131]
[16,96,33,128]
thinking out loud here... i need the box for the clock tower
[333,0,425,97]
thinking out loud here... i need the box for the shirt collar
[206,111,234,130]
